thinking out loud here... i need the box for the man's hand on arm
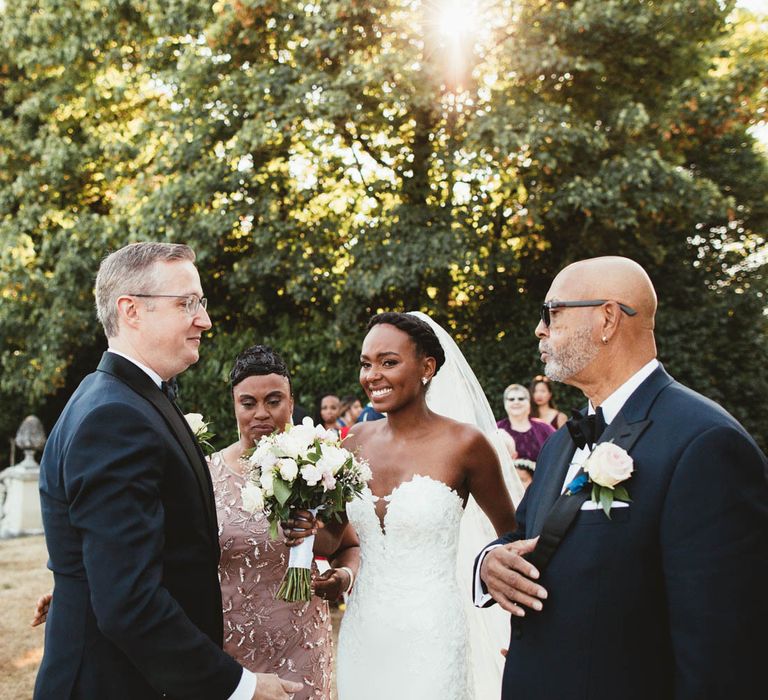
[480,537,548,616]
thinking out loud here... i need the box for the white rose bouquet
[241,417,371,602]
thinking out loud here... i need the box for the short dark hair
[366,312,446,374]
[229,345,291,392]
[339,394,359,414]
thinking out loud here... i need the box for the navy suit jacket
[478,365,767,700]
[35,352,242,699]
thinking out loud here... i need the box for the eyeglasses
[130,294,208,315]
[540,299,637,328]
[505,396,528,402]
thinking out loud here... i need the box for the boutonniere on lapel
[184,413,215,454]
[565,442,634,517]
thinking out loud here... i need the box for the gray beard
[544,327,599,383]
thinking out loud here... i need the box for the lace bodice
[337,474,472,700]
[348,474,465,589]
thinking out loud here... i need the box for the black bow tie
[161,379,178,403]
[566,407,606,450]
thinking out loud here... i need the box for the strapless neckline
[367,474,464,534]
[338,472,471,699]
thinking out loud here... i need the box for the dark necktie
[565,406,606,450]
[161,379,178,403]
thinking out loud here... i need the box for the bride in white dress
[334,312,523,700]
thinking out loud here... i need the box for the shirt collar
[107,348,164,389]
[589,358,659,424]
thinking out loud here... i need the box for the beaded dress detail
[209,452,333,700]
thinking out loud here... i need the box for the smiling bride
[333,312,520,699]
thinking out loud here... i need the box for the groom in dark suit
[35,243,301,699]
[476,256,767,699]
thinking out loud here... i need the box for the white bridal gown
[336,475,472,700]
[337,312,525,699]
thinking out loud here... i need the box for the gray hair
[503,383,530,401]
[95,242,195,337]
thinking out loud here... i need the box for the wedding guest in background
[497,429,533,490]
[355,400,385,423]
[477,256,768,700]
[496,384,555,463]
[33,242,300,700]
[316,393,341,433]
[512,461,535,490]
[529,375,567,429]
[337,395,363,438]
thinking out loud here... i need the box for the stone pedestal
[0,456,43,538]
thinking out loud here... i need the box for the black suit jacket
[35,352,243,699]
[478,365,768,700]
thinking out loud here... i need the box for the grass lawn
[0,535,51,700]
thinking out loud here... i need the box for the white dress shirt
[562,358,659,505]
[105,350,257,699]
[473,358,660,606]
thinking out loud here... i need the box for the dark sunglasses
[540,299,637,328]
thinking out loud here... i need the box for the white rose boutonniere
[184,412,215,454]
[583,442,634,517]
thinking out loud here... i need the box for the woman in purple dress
[496,383,555,465]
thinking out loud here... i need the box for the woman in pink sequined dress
[210,345,357,700]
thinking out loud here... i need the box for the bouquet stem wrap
[276,507,320,602]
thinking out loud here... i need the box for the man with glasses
[475,256,767,700]
[36,242,301,700]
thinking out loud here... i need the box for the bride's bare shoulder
[343,418,386,449]
[432,414,489,449]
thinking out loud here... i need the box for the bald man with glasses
[475,256,767,700]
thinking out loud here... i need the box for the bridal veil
[408,312,524,698]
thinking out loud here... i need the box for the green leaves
[272,476,292,508]
[0,0,766,469]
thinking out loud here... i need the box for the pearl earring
[422,377,428,385]
[602,336,608,344]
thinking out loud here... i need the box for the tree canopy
[1,0,766,461]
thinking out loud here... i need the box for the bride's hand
[312,568,351,601]
[281,509,323,547]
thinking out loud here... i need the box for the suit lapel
[531,364,673,536]
[530,431,577,537]
[597,364,673,453]
[96,352,218,530]
[598,412,651,454]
